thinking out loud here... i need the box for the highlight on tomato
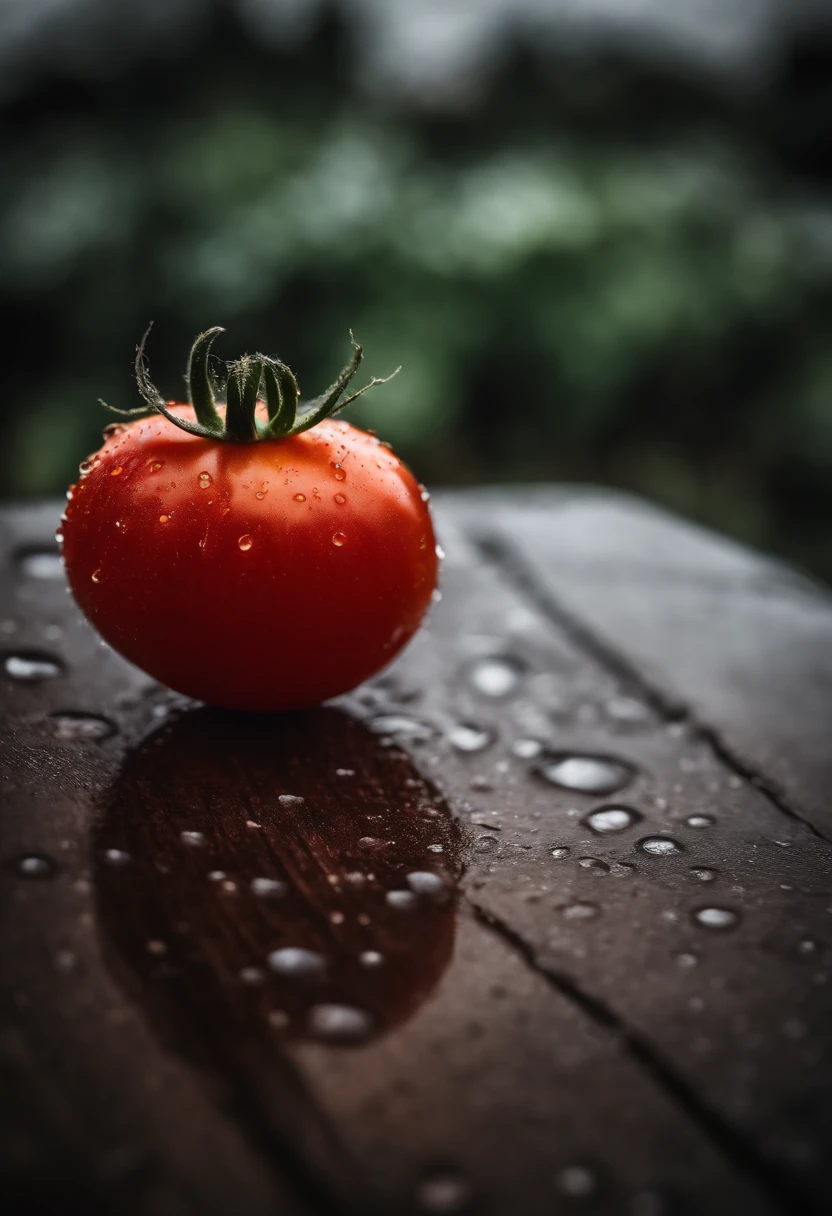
[60,325,439,711]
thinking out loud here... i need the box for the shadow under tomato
[94,705,463,1053]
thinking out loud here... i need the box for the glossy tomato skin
[62,410,438,710]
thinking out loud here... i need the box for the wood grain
[2,492,831,1215]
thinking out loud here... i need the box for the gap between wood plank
[468,900,819,1216]
[473,532,831,848]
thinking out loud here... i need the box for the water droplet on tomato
[79,460,94,474]
[149,461,163,472]
[91,569,103,583]
[110,467,122,476]
[435,544,446,560]
[332,532,346,547]
[238,535,253,552]
[198,471,212,488]
[419,484,431,502]
[294,493,306,503]
[334,493,346,505]
[255,491,266,499]
[159,515,170,524]
[332,464,346,481]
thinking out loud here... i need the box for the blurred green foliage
[1,16,831,578]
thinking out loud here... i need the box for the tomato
[61,328,438,711]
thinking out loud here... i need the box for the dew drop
[693,906,740,930]
[675,952,699,969]
[308,1003,373,1044]
[639,836,684,857]
[511,738,542,759]
[359,836,387,850]
[208,870,226,882]
[369,714,432,741]
[419,485,431,503]
[435,544,446,560]
[561,902,599,921]
[110,467,122,477]
[538,754,635,795]
[238,534,253,551]
[255,491,266,499]
[278,794,305,807]
[685,814,715,829]
[334,493,346,504]
[690,867,718,883]
[294,493,306,503]
[578,857,610,875]
[180,830,207,848]
[332,531,346,547]
[159,515,170,524]
[360,950,384,968]
[448,724,492,753]
[333,466,346,482]
[50,712,114,741]
[605,696,649,723]
[268,947,326,978]
[11,854,56,879]
[18,549,63,580]
[474,835,498,854]
[468,656,521,697]
[556,1165,599,1198]
[102,848,130,866]
[406,871,447,898]
[416,1169,472,1214]
[585,805,641,834]
[551,846,571,859]
[198,472,212,489]
[386,889,418,911]
[251,877,287,899]
[91,569,103,583]
[149,461,163,472]
[4,653,63,681]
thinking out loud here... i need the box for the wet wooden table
[2,489,832,1216]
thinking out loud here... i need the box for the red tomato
[62,408,437,710]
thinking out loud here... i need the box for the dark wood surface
[2,489,831,1216]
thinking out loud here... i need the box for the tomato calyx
[100,324,400,443]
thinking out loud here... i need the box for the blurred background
[1,0,832,579]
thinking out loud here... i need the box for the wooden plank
[448,487,832,837]
[2,496,831,1214]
